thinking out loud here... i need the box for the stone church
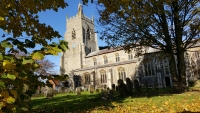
[60,4,200,90]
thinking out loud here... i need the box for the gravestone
[107,89,114,101]
[40,86,45,95]
[134,79,140,93]
[117,79,128,97]
[112,84,116,91]
[57,87,63,93]
[89,85,94,94]
[126,78,133,96]
[75,87,81,95]
[43,86,48,97]
[102,89,114,101]
[46,87,54,98]
[116,86,119,91]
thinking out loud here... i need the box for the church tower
[60,3,98,74]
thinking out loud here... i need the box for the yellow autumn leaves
[88,92,200,113]
[2,60,16,70]
[0,90,18,111]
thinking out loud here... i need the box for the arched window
[144,60,156,76]
[118,67,126,81]
[164,59,170,75]
[93,57,97,66]
[115,53,120,62]
[103,55,108,64]
[100,70,107,83]
[84,72,90,85]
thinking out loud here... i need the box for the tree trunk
[176,50,187,92]
[169,51,187,93]
[168,54,179,93]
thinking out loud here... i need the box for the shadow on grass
[30,93,115,113]
[30,87,199,113]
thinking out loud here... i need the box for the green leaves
[7,74,16,80]
[59,40,68,50]
[32,52,44,60]
[0,0,70,112]
[1,40,12,48]
[0,81,5,88]
[0,54,3,61]
[22,58,33,64]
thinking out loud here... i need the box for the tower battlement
[67,14,93,24]
[67,14,79,22]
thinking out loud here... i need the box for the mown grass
[30,88,200,113]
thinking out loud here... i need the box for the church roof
[86,47,123,57]
[86,38,200,58]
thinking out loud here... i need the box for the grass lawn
[30,89,200,113]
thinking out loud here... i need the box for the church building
[60,4,200,90]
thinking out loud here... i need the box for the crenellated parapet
[67,14,80,23]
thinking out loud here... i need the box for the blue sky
[0,0,106,74]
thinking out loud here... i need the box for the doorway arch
[165,77,171,87]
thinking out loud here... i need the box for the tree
[97,0,200,92]
[35,59,57,76]
[0,0,69,112]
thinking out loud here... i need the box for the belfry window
[72,29,76,39]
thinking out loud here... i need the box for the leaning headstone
[112,84,116,91]
[46,87,54,98]
[126,78,133,96]
[75,87,81,95]
[134,79,140,93]
[89,85,94,94]
[117,79,128,97]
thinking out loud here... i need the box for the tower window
[72,29,76,39]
